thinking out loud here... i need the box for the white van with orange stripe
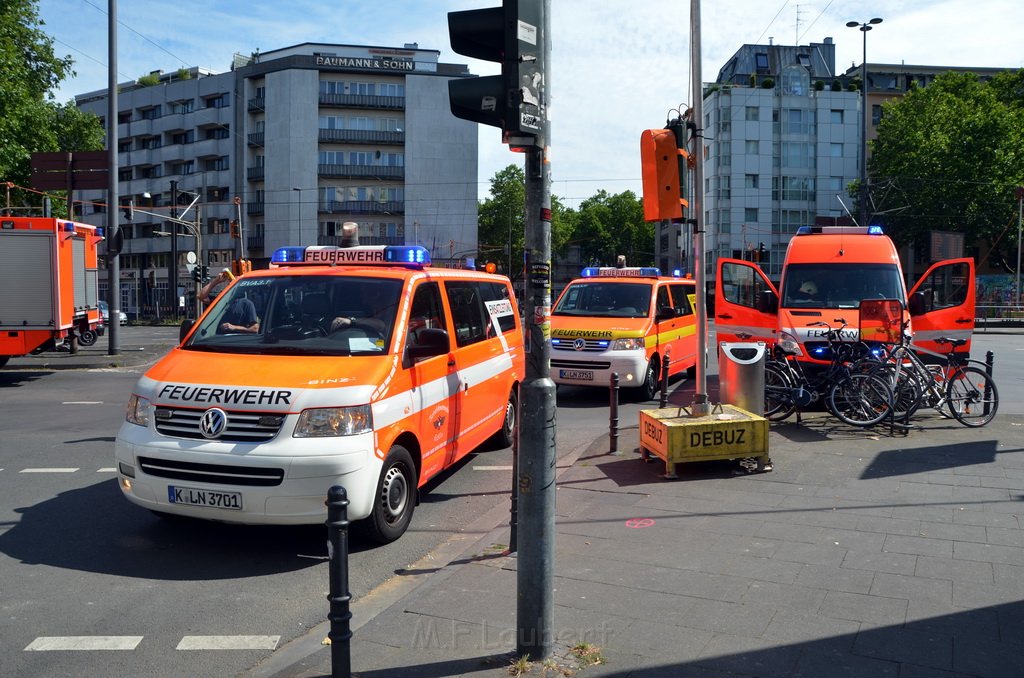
[550,267,699,400]
[115,245,524,543]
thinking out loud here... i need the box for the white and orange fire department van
[115,244,524,543]
[715,225,975,364]
[550,266,699,400]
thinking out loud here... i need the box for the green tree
[477,164,574,282]
[869,70,1024,262]
[572,190,652,267]
[0,0,103,212]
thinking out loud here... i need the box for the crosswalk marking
[97,467,117,473]
[474,465,513,471]
[20,468,79,473]
[176,635,280,650]
[61,401,104,405]
[25,636,143,651]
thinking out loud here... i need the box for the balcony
[247,166,265,181]
[317,164,404,180]
[317,129,404,145]
[247,234,264,252]
[247,202,264,216]
[318,93,404,110]
[247,97,265,113]
[325,200,404,216]
[247,132,265,147]
[319,234,403,246]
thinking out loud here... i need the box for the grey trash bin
[718,342,767,415]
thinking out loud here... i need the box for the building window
[745,174,759,189]
[826,177,843,192]
[872,104,883,126]
[830,109,843,124]
[351,82,375,95]
[118,140,132,153]
[745,140,758,154]
[118,168,133,181]
[379,117,401,131]
[745,208,758,222]
[171,130,194,145]
[755,53,769,71]
[204,157,229,172]
[204,93,230,108]
[320,151,345,165]
[140,105,161,120]
[169,99,194,114]
[781,142,813,168]
[319,115,344,129]
[379,83,404,96]
[351,117,373,130]
[781,176,814,201]
[745,106,759,121]
[140,136,161,150]
[830,143,843,158]
[349,151,372,166]
[204,126,229,140]
[797,54,811,67]
[319,80,344,94]
[171,160,195,175]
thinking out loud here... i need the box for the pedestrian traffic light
[122,199,133,222]
[447,0,544,140]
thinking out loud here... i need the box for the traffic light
[230,220,240,238]
[640,116,691,223]
[191,267,201,283]
[122,199,133,222]
[201,265,210,283]
[447,0,544,139]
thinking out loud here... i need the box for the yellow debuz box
[638,405,771,478]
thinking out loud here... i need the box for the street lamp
[846,17,882,228]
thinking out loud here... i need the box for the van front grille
[138,456,284,487]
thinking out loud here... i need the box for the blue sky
[40,0,1024,207]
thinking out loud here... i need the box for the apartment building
[75,42,478,317]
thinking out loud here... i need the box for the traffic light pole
[516,0,554,661]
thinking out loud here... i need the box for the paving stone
[904,599,1001,642]
[769,540,848,567]
[790,643,900,678]
[985,526,1024,548]
[952,540,1024,566]
[695,633,803,677]
[914,521,988,543]
[739,580,827,611]
[952,634,1024,677]
[869,572,952,604]
[855,515,923,537]
[795,564,875,594]
[915,555,994,584]
[818,590,908,625]
[842,549,918,575]
[882,534,954,558]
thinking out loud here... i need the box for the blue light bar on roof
[270,245,431,267]
[581,266,661,278]
[867,225,885,235]
[61,222,75,233]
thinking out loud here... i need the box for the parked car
[98,300,128,326]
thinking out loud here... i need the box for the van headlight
[611,337,645,351]
[125,394,151,426]
[777,331,801,355]
[294,405,373,437]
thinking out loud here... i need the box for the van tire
[78,329,98,347]
[364,445,417,544]
[639,358,659,401]
[491,389,518,448]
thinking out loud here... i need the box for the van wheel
[364,445,417,544]
[78,329,98,347]
[491,389,518,448]
[640,358,659,401]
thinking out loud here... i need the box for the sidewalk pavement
[268,407,1024,678]
[2,335,176,371]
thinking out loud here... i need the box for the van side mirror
[179,318,195,343]
[908,291,926,316]
[756,290,778,314]
[408,328,450,360]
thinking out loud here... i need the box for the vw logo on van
[199,408,229,439]
[573,338,586,351]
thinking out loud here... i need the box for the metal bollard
[326,486,352,678]
[609,372,620,454]
[659,356,671,408]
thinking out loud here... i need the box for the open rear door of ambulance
[714,258,778,346]
[908,258,975,359]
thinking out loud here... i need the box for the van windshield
[553,282,652,318]
[184,274,403,356]
[781,263,905,309]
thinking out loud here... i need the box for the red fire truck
[0,216,105,368]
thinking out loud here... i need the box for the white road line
[61,401,104,405]
[25,636,143,651]
[474,465,514,471]
[97,467,117,473]
[20,468,79,473]
[176,635,280,650]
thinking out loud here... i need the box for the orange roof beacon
[551,266,699,400]
[0,217,104,368]
[115,244,525,543]
[714,226,975,366]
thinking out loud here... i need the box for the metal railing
[975,305,1024,331]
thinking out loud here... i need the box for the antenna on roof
[836,195,859,227]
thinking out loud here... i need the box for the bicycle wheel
[945,366,999,427]
[763,361,796,422]
[867,362,923,420]
[828,371,893,427]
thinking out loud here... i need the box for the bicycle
[867,333,999,427]
[763,319,893,428]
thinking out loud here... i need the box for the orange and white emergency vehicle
[550,266,699,400]
[0,216,104,368]
[715,225,975,364]
[114,244,524,543]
